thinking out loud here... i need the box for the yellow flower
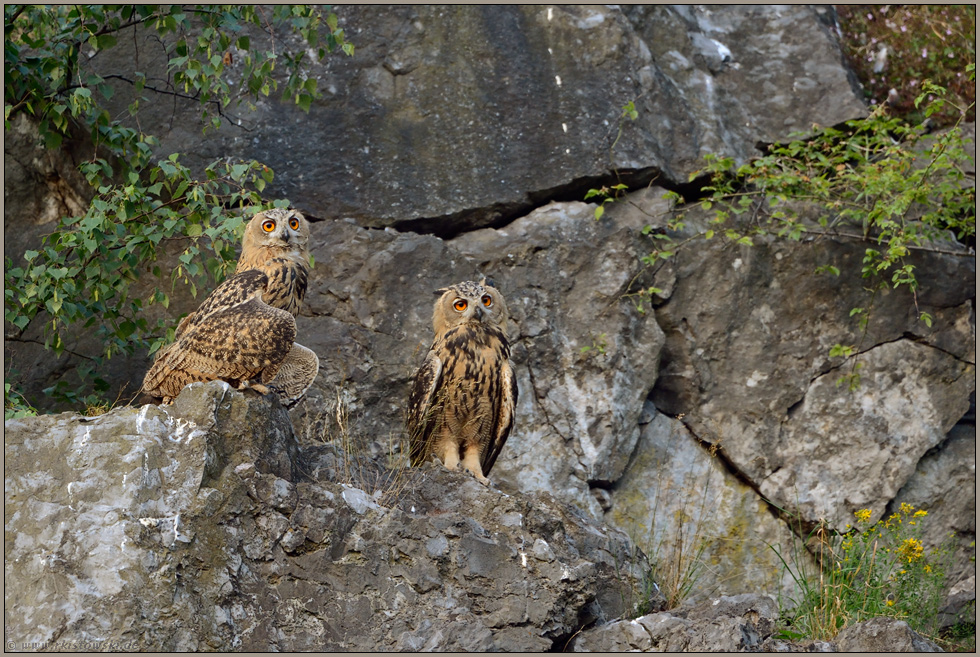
[924,565,932,573]
[900,502,915,515]
[854,509,873,523]
[886,600,895,607]
[898,538,924,563]
[913,510,927,518]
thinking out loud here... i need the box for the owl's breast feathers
[407,321,517,475]
[236,239,310,316]
[251,256,309,316]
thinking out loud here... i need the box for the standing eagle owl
[407,278,518,483]
[142,208,318,406]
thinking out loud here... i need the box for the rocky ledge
[4,383,946,652]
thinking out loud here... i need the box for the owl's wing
[143,271,296,399]
[481,358,518,476]
[407,348,444,466]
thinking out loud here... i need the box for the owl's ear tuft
[481,277,497,290]
[434,287,449,296]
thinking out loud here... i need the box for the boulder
[833,617,943,653]
[571,593,779,652]
[3,383,651,651]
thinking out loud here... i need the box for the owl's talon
[241,382,271,395]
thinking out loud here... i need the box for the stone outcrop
[833,617,943,653]
[4,385,953,652]
[572,593,945,652]
[4,383,653,652]
[571,593,779,652]
[64,5,866,235]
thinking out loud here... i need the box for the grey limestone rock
[833,617,943,653]
[571,593,779,652]
[4,382,650,651]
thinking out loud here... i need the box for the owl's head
[432,278,509,335]
[241,208,310,258]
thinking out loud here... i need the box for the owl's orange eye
[453,299,468,312]
[261,220,276,232]
[481,294,493,307]
[288,217,300,230]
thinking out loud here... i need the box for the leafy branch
[586,76,974,385]
[4,5,353,411]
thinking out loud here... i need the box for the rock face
[3,383,653,652]
[279,193,669,523]
[58,5,866,235]
[648,203,975,562]
[605,404,818,603]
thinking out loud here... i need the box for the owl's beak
[472,305,485,321]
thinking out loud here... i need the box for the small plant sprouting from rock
[620,454,714,614]
[585,184,629,221]
[579,332,608,358]
[770,503,957,644]
[585,99,639,221]
[303,383,418,509]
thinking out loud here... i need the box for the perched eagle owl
[407,278,518,484]
[142,208,318,406]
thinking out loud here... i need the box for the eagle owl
[407,278,518,484]
[142,208,318,406]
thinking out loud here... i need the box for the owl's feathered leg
[238,381,272,395]
[460,446,490,485]
[438,439,461,472]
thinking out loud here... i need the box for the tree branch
[4,334,99,362]
[5,4,27,26]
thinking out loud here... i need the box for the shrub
[772,504,956,642]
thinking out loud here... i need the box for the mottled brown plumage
[235,207,312,316]
[407,278,518,483]
[142,208,318,406]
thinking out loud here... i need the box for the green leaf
[594,205,605,220]
[297,92,312,113]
